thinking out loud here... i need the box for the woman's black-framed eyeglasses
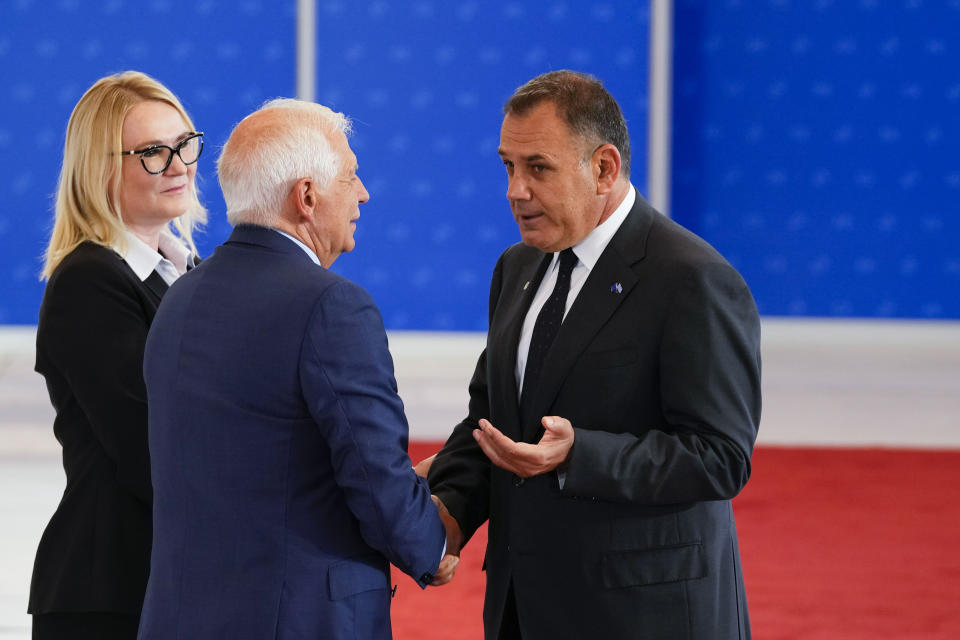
[119,132,204,175]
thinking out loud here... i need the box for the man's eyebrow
[497,149,550,163]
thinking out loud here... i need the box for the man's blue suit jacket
[139,225,445,640]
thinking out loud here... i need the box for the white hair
[217,98,352,226]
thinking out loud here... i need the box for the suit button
[513,476,525,487]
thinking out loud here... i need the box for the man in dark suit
[426,71,762,639]
[139,99,458,640]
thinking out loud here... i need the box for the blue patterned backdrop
[0,0,296,324]
[316,2,651,329]
[20,0,960,330]
[13,3,951,324]
[674,0,959,318]
[0,0,650,329]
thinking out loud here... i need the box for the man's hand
[430,495,462,586]
[473,416,574,478]
[432,553,459,587]
[413,453,436,478]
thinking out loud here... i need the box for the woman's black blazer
[29,241,166,615]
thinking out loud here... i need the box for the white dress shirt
[515,185,636,395]
[115,230,193,286]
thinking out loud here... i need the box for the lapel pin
[523,281,531,290]
[610,282,623,294]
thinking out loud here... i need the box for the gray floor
[1,320,959,637]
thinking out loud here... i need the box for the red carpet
[392,443,960,639]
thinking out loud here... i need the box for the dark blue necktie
[521,248,578,410]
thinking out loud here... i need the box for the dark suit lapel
[521,197,655,442]
[488,252,552,439]
[142,270,169,302]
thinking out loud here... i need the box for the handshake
[412,416,577,587]
[415,454,462,587]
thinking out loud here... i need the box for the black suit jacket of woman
[29,241,167,615]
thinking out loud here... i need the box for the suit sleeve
[299,280,446,587]
[426,254,507,545]
[37,256,153,505]
[426,347,493,546]
[562,260,762,504]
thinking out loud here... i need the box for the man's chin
[519,232,557,253]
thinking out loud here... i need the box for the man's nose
[506,174,530,201]
[357,176,370,204]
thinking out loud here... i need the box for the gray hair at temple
[504,70,631,179]
[217,98,352,227]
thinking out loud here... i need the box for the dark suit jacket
[30,242,166,615]
[139,225,445,640]
[429,194,762,640]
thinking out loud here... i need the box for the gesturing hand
[473,416,574,478]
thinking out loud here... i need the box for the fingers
[431,553,460,586]
[474,420,540,477]
[474,416,574,477]
[473,420,521,475]
[474,419,513,454]
[542,415,571,431]
[540,416,574,441]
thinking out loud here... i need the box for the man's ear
[593,144,622,194]
[294,177,317,221]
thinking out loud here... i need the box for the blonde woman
[29,71,205,640]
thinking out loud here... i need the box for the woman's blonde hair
[42,70,206,279]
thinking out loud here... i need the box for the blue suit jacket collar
[225,224,321,266]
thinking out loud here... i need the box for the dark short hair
[504,70,631,178]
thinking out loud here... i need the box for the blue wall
[4,2,957,326]
[317,3,651,329]
[0,0,296,324]
[0,1,650,329]
[673,0,959,318]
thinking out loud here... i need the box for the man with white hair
[138,99,459,640]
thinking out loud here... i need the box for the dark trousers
[33,612,140,640]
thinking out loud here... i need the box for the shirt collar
[550,184,636,273]
[115,230,160,282]
[273,229,322,266]
[114,230,192,282]
[158,232,192,273]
